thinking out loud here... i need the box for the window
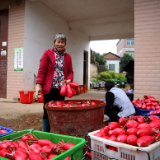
[127,39,134,45]
[131,39,134,45]
[109,64,115,71]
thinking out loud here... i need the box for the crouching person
[104,81,135,122]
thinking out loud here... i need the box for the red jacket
[36,49,74,94]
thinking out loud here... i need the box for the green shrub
[120,52,134,72]
[109,71,118,79]
[107,78,118,85]
[100,71,112,80]
[92,74,101,80]
[117,73,127,85]
[92,72,127,86]
[91,79,101,83]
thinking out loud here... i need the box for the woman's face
[54,38,65,52]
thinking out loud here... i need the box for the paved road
[0,90,106,119]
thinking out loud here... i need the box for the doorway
[83,51,88,89]
[0,9,8,98]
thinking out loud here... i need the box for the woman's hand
[35,84,42,99]
[65,79,71,84]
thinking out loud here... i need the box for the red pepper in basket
[86,152,92,158]
[108,146,118,151]
[141,103,146,109]
[144,95,155,99]
[145,102,151,106]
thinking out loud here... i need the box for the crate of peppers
[88,115,160,160]
[0,126,13,137]
[132,95,160,116]
[0,130,85,160]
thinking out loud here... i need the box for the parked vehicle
[90,81,105,89]
[99,81,105,88]
[90,81,99,89]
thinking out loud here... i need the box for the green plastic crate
[0,130,85,160]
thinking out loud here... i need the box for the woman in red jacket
[35,33,74,132]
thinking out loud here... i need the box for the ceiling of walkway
[39,0,134,40]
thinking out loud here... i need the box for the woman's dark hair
[54,33,66,45]
[105,81,115,91]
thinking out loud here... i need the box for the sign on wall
[14,48,23,71]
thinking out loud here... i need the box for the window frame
[109,64,115,71]
[127,39,134,46]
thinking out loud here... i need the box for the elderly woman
[35,33,74,132]
[105,81,135,122]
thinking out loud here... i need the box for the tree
[92,51,106,65]
[120,52,134,72]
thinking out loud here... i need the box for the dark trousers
[105,106,120,122]
[43,88,65,119]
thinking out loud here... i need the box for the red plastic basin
[46,99,105,138]
[19,90,34,104]
[38,93,44,103]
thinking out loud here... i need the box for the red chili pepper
[145,102,151,106]
[142,103,146,109]
[66,84,73,98]
[86,152,92,158]
[144,95,155,99]
[60,84,67,96]
[69,82,79,88]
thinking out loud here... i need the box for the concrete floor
[0,90,107,119]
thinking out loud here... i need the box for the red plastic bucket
[84,85,87,93]
[19,90,34,104]
[38,93,44,103]
[80,85,84,94]
[76,86,81,95]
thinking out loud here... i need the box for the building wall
[24,0,90,92]
[107,60,120,73]
[90,64,98,79]
[117,39,125,54]
[117,39,134,57]
[0,0,25,99]
[134,0,160,100]
[118,48,135,57]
